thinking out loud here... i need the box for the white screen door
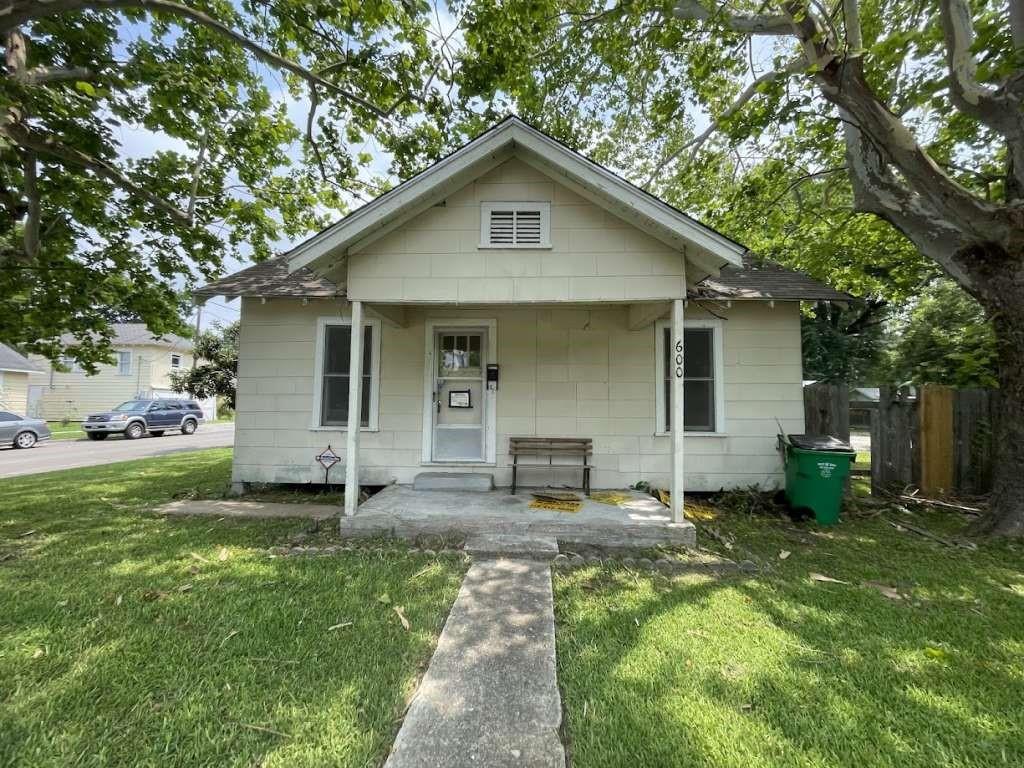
[432,329,487,461]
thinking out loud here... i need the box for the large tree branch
[645,56,805,185]
[2,118,191,223]
[839,112,977,288]
[673,0,792,35]
[938,0,1024,196]
[21,148,39,258]
[2,0,393,118]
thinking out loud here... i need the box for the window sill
[477,244,552,250]
[654,431,728,438]
[309,426,380,433]
[421,461,497,467]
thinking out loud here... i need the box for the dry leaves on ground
[394,606,410,631]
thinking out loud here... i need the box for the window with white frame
[170,353,181,369]
[59,356,82,374]
[480,202,551,248]
[655,321,724,433]
[117,351,132,376]
[314,318,380,429]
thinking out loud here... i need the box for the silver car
[0,410,52,449]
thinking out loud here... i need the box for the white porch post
[670,297,686,523]
[344,300,364,517]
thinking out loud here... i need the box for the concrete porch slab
[465,534,559,560]
[343,486,696,549]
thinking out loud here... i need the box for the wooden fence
[803,383,998,497]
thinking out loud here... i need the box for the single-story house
[197,117,848,521]
[26,323,215,421]
[0,343,43,414]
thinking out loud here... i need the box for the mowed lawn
[0,449,465,767]
[555,508,1024,768]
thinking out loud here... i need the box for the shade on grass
[0,449,465,767]
[555,511,1024,768]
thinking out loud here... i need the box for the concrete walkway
[385,557,565,768]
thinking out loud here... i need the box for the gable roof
[57,324,193,351]
[195,253,850,303]
[0,343,42,374]
[284,116,747,274]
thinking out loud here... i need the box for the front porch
[340,484,696,549]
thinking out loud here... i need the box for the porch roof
[194,253,851,303]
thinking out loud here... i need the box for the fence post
[920,385,955,496]
[802,382,850,441]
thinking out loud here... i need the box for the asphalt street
[0,423,234,479]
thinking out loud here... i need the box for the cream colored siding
[0,371,30,414]
[347,158,687,304]
[26,345,193,421]
[232,298,804,491]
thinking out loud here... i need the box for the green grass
[555,508,1024,768]
[0,449,465,767]
[45,421,85,441]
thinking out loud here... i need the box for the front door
[431,329,487,462]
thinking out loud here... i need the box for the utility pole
[192,304,201,369]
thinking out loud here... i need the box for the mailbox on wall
[486,364,499,391]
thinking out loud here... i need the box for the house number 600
[674,339,683,378]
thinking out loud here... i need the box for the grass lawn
[555,506,1024,768]
[45,421,85,441]
[0,448,465,767]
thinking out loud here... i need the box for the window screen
[321,325,373,427]
[117,351,132,376]
[663,326,717,432]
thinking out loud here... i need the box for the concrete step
[412,472,494,492]
[465,533,559,560]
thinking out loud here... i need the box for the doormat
[529,499,582,514]
[590,491,633,506]
[531,491,581,502]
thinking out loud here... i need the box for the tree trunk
[971,252,1024,536]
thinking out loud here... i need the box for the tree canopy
[2,0,454,370]
[169,319,238,408]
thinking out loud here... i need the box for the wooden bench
[509,437,592,496]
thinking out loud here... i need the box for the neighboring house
[197,117,849,521]
[26,324,208,421]
[0,343,43,414]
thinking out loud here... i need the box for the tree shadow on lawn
[0,451,467,767]
[554,514,1024,768]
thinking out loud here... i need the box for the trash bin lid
[787,434,853,452]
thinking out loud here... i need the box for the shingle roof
[691,255,852,302]
[193,256,342,301]
[194,254,850,303]
[58,324,193,350]
[0,343,43,373]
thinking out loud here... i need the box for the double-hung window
[314,318,380,430]
[655,320,724,434]
[479,202,551,248]
[117,351,132,376]
[170,354,181,369]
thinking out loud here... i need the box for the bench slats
[508,437,592,495]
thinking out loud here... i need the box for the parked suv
[83,399,204,440]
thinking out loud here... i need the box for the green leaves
[3,0,450,369]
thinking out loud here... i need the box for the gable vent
[481,202,551,248]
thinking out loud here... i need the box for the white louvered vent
[480,202,551,248]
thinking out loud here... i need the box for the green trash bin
[779,434,856,525]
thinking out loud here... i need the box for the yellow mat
[590,491,633,506]
[529,499,582,513]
